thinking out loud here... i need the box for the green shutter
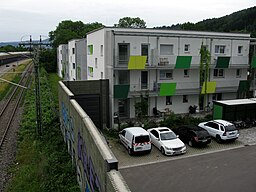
[128,56,147,70]
[251,56,256,68]
[238,80,251,92]
[215,57,230,68]
[159,83,176,96]
[175,56,192,69]
[213,104,223,120]
[114,85,130,99]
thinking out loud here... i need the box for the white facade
[68,39,80,81]
[76,39,87,80]
[85,27,251,126]
[57,28,251,127]
[57,44,68,79]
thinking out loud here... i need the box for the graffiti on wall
[61,102,75,162]
[77,131,101,192]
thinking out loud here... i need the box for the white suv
[198,120,239,143]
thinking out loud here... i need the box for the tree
[39,48,57,73]
[114,17,146,28]
[199,43,211,111]
[49,20,104,48]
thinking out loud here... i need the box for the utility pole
[19,35,50,137]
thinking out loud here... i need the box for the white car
[198,120,239,143]
[119,127,152,155]
[147,127,186,156]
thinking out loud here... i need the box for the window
[213,69,224,78]
[160,70,173,80]
[184,69,189,77]
[166,96,172,105]
[215,45,225,54]
[73,63,75,69]
[150,130,159,138]
[184,44,190,52]
[72,48,75,54]
[141,44,149,63]
[95,58,98,68]
[87,45,93,55]
[236,69,241,77]
[183,95,188,103]
[100,45,103,56]
[118,71,129,84]
[160,44,173,55]
[212,93,222,101]
[88,66,93,77]
[238,46,243,54]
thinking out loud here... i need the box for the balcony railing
[115,55,250,69]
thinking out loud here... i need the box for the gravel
[0,106,23,192]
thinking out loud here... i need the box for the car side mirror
[156,138,160,141]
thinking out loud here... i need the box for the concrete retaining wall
[58,81,130,192]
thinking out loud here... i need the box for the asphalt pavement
[120,145,256,192]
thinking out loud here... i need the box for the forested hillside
[155,6,256,37]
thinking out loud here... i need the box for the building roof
[215,98,256,106]
[87,26,251,40]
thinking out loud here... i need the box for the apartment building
[57,44,68,79]
[57,27,252,126]
[86,27,250,122]
[66,38,87,81]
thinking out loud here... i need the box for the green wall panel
[213,104,223,120]
[159,83,176,96]
[128,56,147,70]
[238,80,250,92]
[175,56,192,69]
[215,57,230,68]
[201,81,216,94]
[251,56,256,68]
[114,84,130,99]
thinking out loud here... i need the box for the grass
[6,70,79,192]
[0,60,31,100]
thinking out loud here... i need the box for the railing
[115,55,250,69]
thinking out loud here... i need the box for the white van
[119,127,152,155]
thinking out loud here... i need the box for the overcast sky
[0,0,255,42]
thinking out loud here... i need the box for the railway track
[0,62,33,190]
[0,62,33,149]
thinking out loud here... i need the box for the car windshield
[225,125,236,131]
[160,132,177,140]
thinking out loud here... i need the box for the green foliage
[134,94,148,118]
[39,48,57,73]
[154,6,256,37]
[143,119,159,130]
[114,17,146,28]
[0,45,28,52]
[7,71,79,191]
[49,20,104,48]
[199,43,211,110]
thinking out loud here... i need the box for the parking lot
[108,127,256,169]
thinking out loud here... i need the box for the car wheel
[128,147,133,155]
[216,135,222,143]
[188,140,193,147]
[161,147,165,155]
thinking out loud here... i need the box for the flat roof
[215,98,256,106]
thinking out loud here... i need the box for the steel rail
[0,63,33,149]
